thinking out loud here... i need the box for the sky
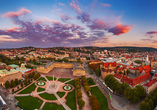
[0,0,157,48]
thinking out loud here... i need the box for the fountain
[63,84,72,91]
[37,80,45,86]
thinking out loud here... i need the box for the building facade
[37,62,85,76]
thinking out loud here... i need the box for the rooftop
[8,64,19,68]
[144,79,157,87]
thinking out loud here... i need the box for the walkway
[15,75,74,110]
[81,86,92,110]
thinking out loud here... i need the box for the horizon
[0,0,157,48]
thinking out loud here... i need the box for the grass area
[15,96,43,110]
[65,80,75,86]
[39,93,57,100]
[66,90,76,110]
[91,86,109,110]
[57,92,66,98]
[37,87,45,92]
[18,83,36,94]
[37,77,47,81]
[42,102,65,110]
[46,76,56,81]
[58,78,71,82]
[87,77,96,86]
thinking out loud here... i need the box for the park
[10,67,110,110]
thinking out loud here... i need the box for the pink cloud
[101,3,111,7]
[2,8,31,17]
[108,24,134,35]
[69,0,81,14]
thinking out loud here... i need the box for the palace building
[37,62,85,76]
[0,69,22,86]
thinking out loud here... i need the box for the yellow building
[37,62,85,76]
[0,69,22,86]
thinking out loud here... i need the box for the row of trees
[80,76,100,110]
[105,75,146,103]
[140,89,157,110]
[74,78,85,109]
[81,76,91,92]
[5,79,20,89]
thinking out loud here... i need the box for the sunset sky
[0,0,157,48]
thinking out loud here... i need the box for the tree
[136,85,146,98]
[15,79,19,85]
[85,86,91,92]
[24,79,28,86]
[95,67,101,76]
[122,82,129,91]
[21,83,23,88]
[5,81,10,89]
[33,73,40,80]
[11,80,16,88]
[29,71,35,78]
[148,99,154,110]
[124,87,132,100]
[91,100,100,110]
[77,98,85,109]
[77,92,82,99]
[77,89,81,93]
[90,95,100,110]
[76,84,81,90]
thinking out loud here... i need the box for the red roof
[114,73,123,79]
[121,76,132,85]
[116,67,124,71]
[89,60,102,64]
[25,69,35,73]
[144,79,157,87]
[104,62,116,68]
[132,73,152,86]
[114,72,152,87]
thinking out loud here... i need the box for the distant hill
[84,46,157,52]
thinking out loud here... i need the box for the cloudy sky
[0,0,157,48]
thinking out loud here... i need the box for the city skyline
[0,0,157,48]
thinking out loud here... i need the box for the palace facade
[37,62,85,76]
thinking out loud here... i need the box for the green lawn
[42,102,65,110]
[37,77,47,81]
[15,96,43,110]
[87,77,96,86]
[65,80,75,86]
[66,90,76,110]
[46,76,56,81]
[18,83,36,94]
[91,86,109,110]
[37,87,45,92]
[57,92,65,98]
[58,78,71,82]
[39,93,57,100]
